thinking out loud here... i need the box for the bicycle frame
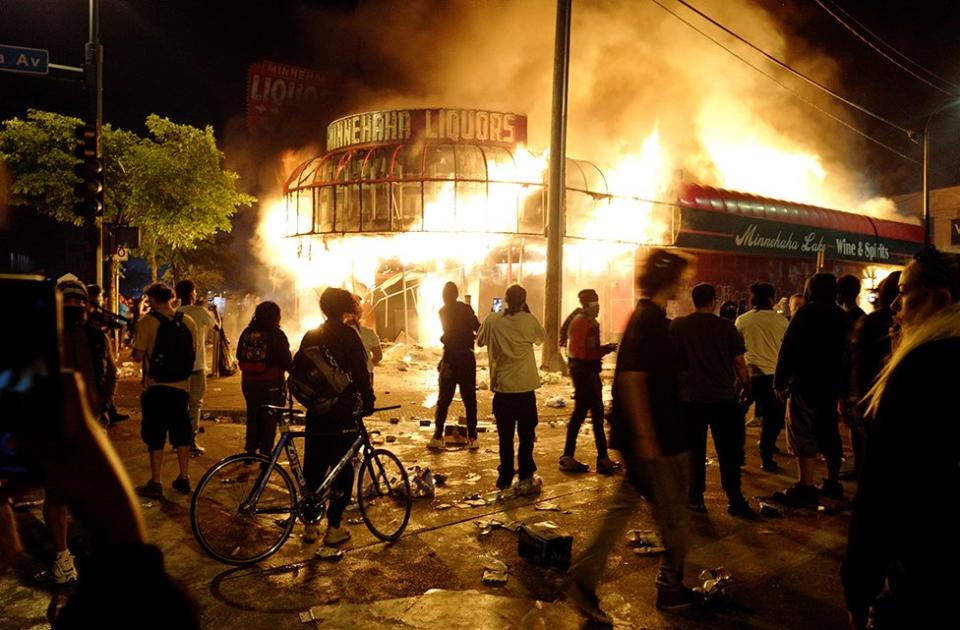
[240,411,380,516]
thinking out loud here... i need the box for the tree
[0,109,255,281]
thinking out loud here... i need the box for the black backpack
[288,343,360,417]
[149,311,196,383]
[237,328,269,374]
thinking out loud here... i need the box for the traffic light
[73,123,103,220]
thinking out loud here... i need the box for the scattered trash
[444,425,469,445]
[419,419,432,427]
[411,467,436,498]
[389,417,401,424]
[475,518,505,536]
[215,416,232,424]
[519,522,573,569]
[346,518,363,525]
[544,396,567,408]
[481,558,509,584]
[477,379,489,390]
[539,371,564,385]
[140,501,154,509]
[314,547,344,561]
[705,458,716,467]
[385,435,397,443]
[433,472,447,487]
[694,567,732,602]
[627,529,665,554]
[464,472,482,483]
[534,502,561,511]
[503,520,524,532]
[371,437,385,445]
[220,478,236,485]
[465,498,488,507]
[434,503,453,510]
[759,501,783,517]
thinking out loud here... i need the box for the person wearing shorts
[133,283,198,499]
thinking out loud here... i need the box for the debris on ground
[346,518,363,525]
[434,503,453,510]
[411,467,436,498]
[481,558,510,585]
[518,522,573,569]
[475,518,505,536]
[477,379,489,390]
[389,417,401,424]
[627,529,665,554]
[433,472,447,487]
[464,472,482,484]
[694,567,732,602]
[385,435,397,443]
[758,501,783,517]
[314,547,344,561]
[539,371,564,385]
[419,419,432,427]
[544,396,567,408]
[534,502,561,511]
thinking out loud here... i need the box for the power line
[813,0,957,97]
[646,0,921,166]
[670,0,915,137]
[821,0,960,93]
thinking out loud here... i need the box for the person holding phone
[477,284,545,495]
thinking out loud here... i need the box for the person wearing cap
[47,277,119,584]
[560,288,620,475]
[296,287,374,547]
[132,283,199,499]
[477,284,545,496]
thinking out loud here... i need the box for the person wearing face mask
[560,289,620,475]
[842,248,960,630]
[47,277,118,585]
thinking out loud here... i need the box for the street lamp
[921,99,960,247]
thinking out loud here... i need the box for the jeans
[563,362,608,460]
[684,400,744,503]
[492,391,538,486]
[751,374,785,460]
[434,353,478,438]
[188,370,206,440]
[570,451,690,592]
[241,380,285,456]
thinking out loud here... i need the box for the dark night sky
[2,0,960,197]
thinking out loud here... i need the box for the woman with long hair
[842,247,960,629]
[236,301,291,457]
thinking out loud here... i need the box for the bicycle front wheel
[190,453,298,565]
[357,448,411,541]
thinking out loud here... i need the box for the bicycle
[190,400,411,565]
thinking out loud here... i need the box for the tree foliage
[0,109,255,276]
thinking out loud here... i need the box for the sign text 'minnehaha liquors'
[326,108,528,151]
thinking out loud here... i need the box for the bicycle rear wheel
[190,454,298,565]
[357,448,411,541]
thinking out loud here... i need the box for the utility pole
[541,0,572,373]
[85,0,105,294]
[922,124,930,247]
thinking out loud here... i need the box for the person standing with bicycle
[296,288,374,546]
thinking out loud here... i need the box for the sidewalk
[3,358,853,629]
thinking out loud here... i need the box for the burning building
[267,106,922,346]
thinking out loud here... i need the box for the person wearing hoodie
[842,248,960,629]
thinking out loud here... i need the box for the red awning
[678,183,924,244]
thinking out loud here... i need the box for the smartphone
[0,274,62,477]
[492,297,503,313]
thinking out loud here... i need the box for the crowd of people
[5,242,958,629]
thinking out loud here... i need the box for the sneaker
[773,482,819,507]
[467,437,480,451]
[190,443,206,457]
[302,524,319,544]
[135,480,163,499]
[596,457,622,475]
[761,459,780,473]
[323,525,352,546]
[52,550,77,584]
[562,578,613,625]
[171,476,191,495]
[559,455,589,472]
[656,586,703,611]
[427,437,445,451]
[727,498,754,518]
[515,476,543,496]
[819,479,844,500]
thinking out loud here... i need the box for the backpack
[148,311,195,383]
[237,328,269,374]
[287,343,359,417]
